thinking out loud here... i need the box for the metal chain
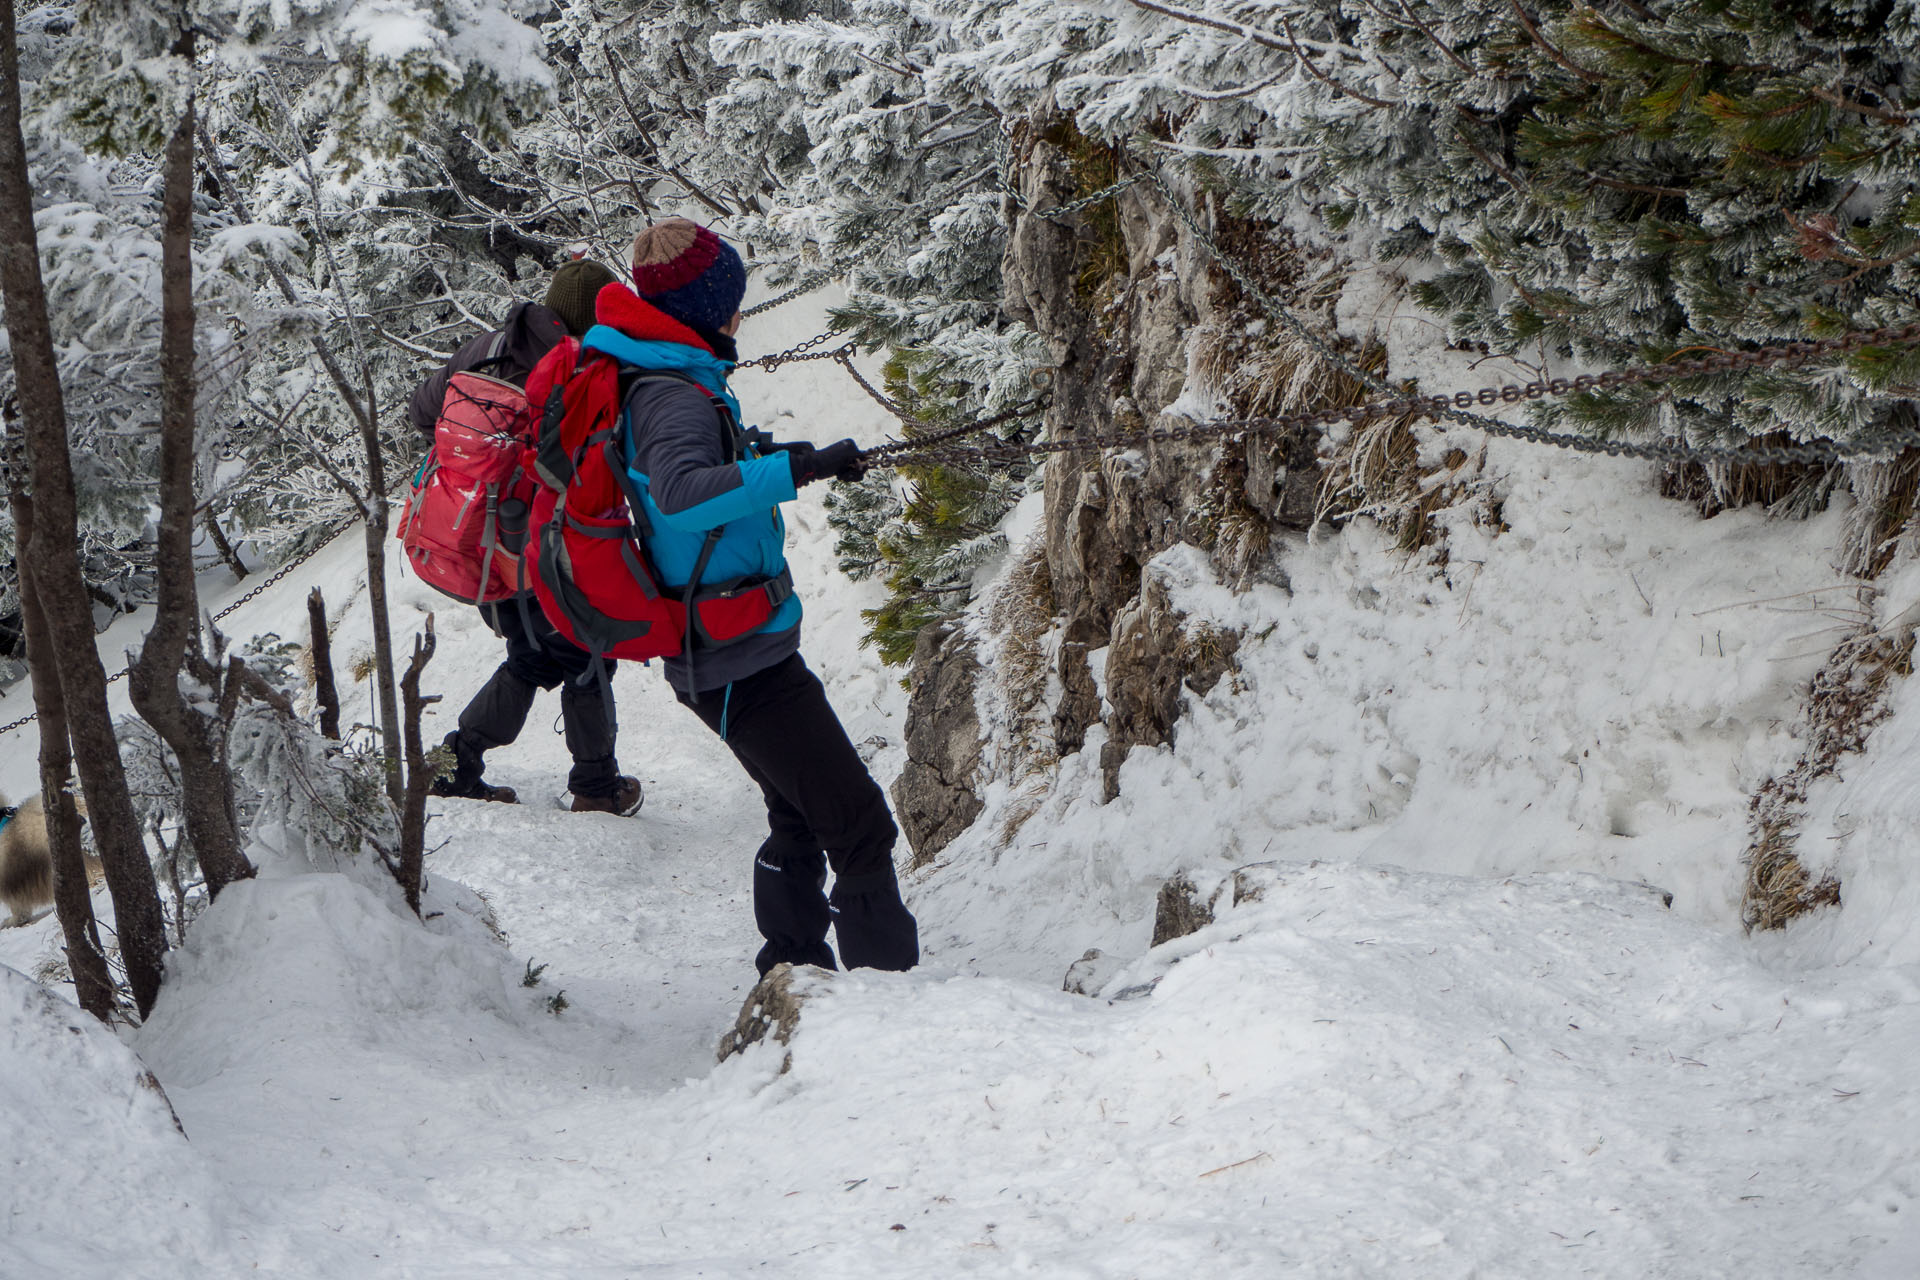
[891,162,1920,472]
[210,517,358,622]
[876,320,1920,472]
[861,395,1052,463]
[736,332,847,372]
[832,348,911,419]
[0,518,358,738]
[741,328,1047,450]
[741,266,842,318]
[738,338,918,421]
[1028,171,1150,221]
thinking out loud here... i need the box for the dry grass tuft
[1743,820,1843,931]
[1197,444,1273,583]
[996,783,1053,849]
[1190,261,1382,583]
[1837,451,1920,579]
[1742,612,1914,930]
[1177,622,1243,698]
[1658,449,1837,521]
[1316,412,1498,559]
[1188,236,1497,565]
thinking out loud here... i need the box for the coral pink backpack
[397,356,539,605]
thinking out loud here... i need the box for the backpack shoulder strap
[620,370,744,462]
[469,328,513,374]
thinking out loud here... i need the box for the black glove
[744,426,801,455]
[787,438,867,487]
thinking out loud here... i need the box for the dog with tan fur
[1,792,98,928]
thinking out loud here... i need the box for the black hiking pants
[677,653,919,975]
[452,602,619,797]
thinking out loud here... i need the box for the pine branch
[1282,19,1397,110]
[1509,0,1603,83]
[1806,85,1913,126]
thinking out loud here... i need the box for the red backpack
[518,338,788,666]
[397,357,537,605]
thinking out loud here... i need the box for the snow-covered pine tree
[176,0,551,798]
[0,0,558,1017]
[1289,0,1920,464]
[692,3,1048,655]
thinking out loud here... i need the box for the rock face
[716,963,822,1067]
[1151,874,1214,946]
[1100,566,1242,800]
[1150,863,1286,947]
[1003,126,1262,798]
[890,624,985,866]
[1052,640,1101,757]
[893,114,1310,860]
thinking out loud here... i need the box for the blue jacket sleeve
[653,455,796,532]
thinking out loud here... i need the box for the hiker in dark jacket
[413,259,644,816]
[587,217,918,973]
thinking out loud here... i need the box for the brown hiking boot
[571,775,643,816]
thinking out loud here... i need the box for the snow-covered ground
[7,284,1920,1277]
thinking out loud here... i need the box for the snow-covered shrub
[118,634,400,936]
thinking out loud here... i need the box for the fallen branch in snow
[1199,1151,1272,1178]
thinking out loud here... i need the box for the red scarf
[592,282,714,353]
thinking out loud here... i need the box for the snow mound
[0,965,246,1277]
[138,873,575,1092]
[746,861,1917,1276]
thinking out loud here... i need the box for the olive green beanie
[544,260,619,337]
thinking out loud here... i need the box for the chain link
[832,348,911,419]
[876,321,1920,471]
[1032,171,1150,221]
[873,163,1920,472]
[738,336,917,421]
[742,329,1046,449]
[741,266,842,318]
[736,332,847,372]
[0,519,359,738]
[861,395,1052,463]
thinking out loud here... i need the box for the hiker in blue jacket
[584,217,918,974]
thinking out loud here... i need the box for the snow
[0,965,248,1277]
[8,276,1920,1277]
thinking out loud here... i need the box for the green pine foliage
[1310,0,1920,449]
[826,347,1037,666]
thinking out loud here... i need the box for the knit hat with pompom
[628,218,746,337]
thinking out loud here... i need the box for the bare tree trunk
[307,587,341,739]
[202,509,247,580]
[0,0,167,1018]
[398,619,438,915]
[128,61,255,900]
[7,474,115,1021]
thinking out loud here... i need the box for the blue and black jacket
[580,324,802,694]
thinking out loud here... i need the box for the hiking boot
[571,775,643,816]
[430,775,519,804]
